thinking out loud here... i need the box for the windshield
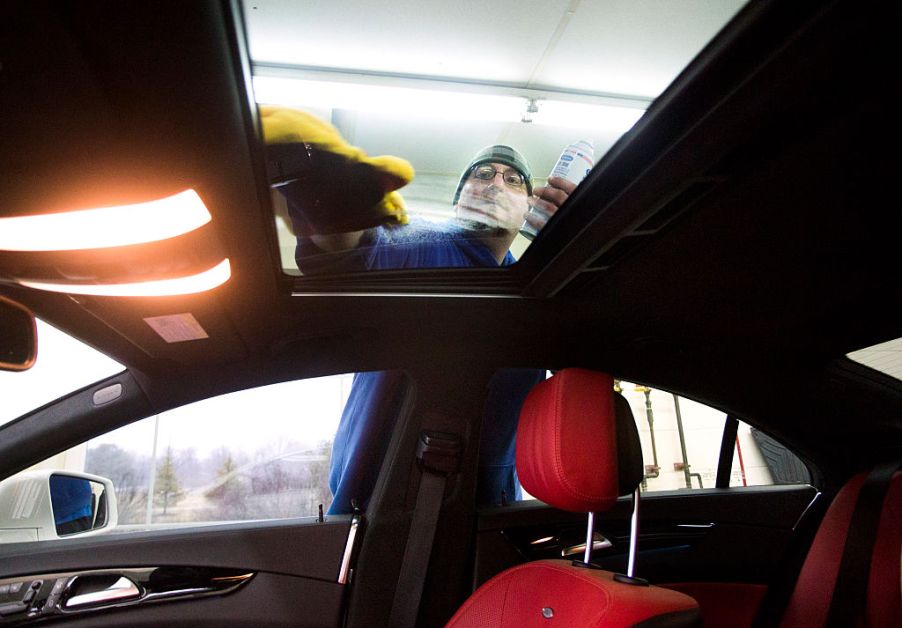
[0,319,124,427]
[243,0,748,276]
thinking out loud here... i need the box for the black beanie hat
[452,145,532,205]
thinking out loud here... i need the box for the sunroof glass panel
[241,0,749,277]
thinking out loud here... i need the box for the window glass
[847,337,902,381]
[518,377,808,503]
[619,382,726,491]
[736,423,810,487]
[0,319,124,428]
[242,1,750,275]
[617,381,808,491]
[0,374,357,543]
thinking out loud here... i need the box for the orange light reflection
[0,190,212,251]
[19,259,232,297]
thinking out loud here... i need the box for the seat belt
[388,431,461,628]
[824,460,900,628]
[751,490,829,628]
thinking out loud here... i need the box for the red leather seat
[780,469,901,627]
[447,369,699,627]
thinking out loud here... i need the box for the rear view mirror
[0,471,118,543]
[0,295,37,372]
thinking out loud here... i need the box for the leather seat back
[780,470,901,627]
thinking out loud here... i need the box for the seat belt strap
[388,431,461,628]
[824,460,901,628]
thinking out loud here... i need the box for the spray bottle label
[520,140,595,240]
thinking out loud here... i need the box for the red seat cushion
[780,471,901,627]
[446,560,699,627]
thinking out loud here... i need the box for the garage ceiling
[242,0,746,98]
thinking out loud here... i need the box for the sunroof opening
[241,0,749,277]
[847,338,902,382]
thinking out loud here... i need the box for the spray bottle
[520,140,594,240]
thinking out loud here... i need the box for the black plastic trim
[716,416,739,488]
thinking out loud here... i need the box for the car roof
[1,0,900,483]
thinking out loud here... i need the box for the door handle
[63,574,141,610]
[63,575,141,609]
[562,534,612,558]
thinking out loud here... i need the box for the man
[289,144,574,272]
[268,120,575,512]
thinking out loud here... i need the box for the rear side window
[616,381,810,492]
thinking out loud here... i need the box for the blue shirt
[295,218,515,273]
[296,219,538,514]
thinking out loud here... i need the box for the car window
[0,319,124,428]
[616,381,809,492]
[0,373,369,544]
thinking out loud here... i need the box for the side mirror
[0,471,118,543]
[0,295,37,372]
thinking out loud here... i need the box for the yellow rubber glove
[261,106,413,235]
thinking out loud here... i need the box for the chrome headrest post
[613,488,648,586]
[583,511,596,564]
[627,488,640,578]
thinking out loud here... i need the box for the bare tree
[84,443,148,524]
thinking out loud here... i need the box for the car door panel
[0,518,355,626]
[474,485,818,587]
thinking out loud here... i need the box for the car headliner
[0,0,900,488]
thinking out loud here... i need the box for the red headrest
[516,369,643,513]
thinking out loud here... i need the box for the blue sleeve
[476,369,546,505]
[294,233,375,275]
[328,371,409,514]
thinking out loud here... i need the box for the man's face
[455,162,529,234]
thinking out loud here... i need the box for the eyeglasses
[471,165,526,188]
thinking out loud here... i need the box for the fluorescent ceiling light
[252,75,646,133]
[254,76,524,122]
[0,190,212,252]
[531,100,644,133]
[19,258,232,297]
